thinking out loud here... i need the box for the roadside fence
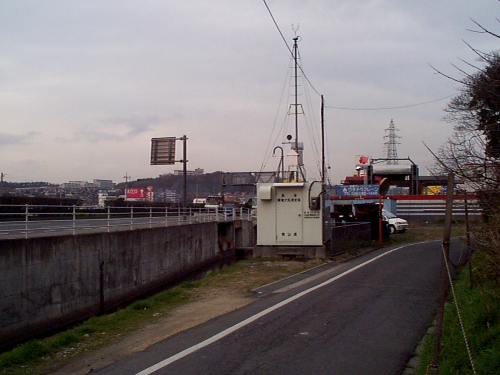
[330,221,372,256]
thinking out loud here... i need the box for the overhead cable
[326,95,454,111]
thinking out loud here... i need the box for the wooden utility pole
[430,172,454,374]
[464,194,472,288]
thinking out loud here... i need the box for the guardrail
[0,205,255,239]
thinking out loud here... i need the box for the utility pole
[181,135,188,205]
[123,173,130,202]
[464,194,472,287]
[430,172,454,374]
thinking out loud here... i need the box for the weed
[130,300,152,311]
[205,270,214,278]
[74,324,98,335]
[180,280,203,289]
[0,340,48,368]
[414,268,500,374]
[48,332,79,349]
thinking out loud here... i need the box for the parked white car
[382,210,408,234]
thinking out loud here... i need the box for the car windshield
[383,210,397,219]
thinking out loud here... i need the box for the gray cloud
[102,115,161,137]
[55,115,161,143]
[0,131,40,146]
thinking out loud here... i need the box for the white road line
[135,245,406,375]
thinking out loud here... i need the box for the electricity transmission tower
[384,119,401,165]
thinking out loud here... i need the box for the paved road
[92,238,468,375]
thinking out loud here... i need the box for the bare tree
[432,20,500,192]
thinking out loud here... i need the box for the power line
[262,0,292,55]
[325,95,453,111]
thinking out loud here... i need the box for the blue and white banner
[336,184,379,196]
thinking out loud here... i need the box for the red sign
[126,188,145,199]
[358,155,370,165]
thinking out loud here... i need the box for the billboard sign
[151,137,176,165]
[126,188,145,200]
[336,184,379,196]
[146,186,153,202]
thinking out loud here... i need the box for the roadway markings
[135,244,407,375]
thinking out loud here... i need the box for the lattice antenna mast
[284,24,306,182]
[291,24,301,151]
[384,119,401,165]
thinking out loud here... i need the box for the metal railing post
[149,206,152,228]
[130,206,134,230]
[25,204,29,239]
[72,205,76,235]
[107,206,111,233]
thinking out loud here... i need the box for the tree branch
[467,18,500,39]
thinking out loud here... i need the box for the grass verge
[412,265,500,374]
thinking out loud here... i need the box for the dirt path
[51,289,252,375]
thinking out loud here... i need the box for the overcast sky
[1,1,500,185]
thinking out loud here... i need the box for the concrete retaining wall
[0,220,255,348]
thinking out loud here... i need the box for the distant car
[382,210,408,234]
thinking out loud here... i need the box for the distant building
[173,168,204,176]
[61,179,115,190]
[93,179,115,189]
[61,181,94,189]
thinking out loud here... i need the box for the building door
[275,188,303,244]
